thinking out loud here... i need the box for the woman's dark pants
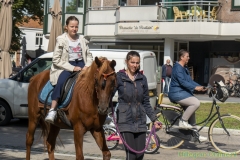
[121,132,146,160]
[51,60,85,100]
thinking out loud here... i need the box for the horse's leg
[26,113,40,160]
[46,124,60,160]
[73,124,86,160]
[90,128,111,160]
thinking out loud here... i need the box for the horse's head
[94,57,116,115]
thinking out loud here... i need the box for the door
[13,58,52,117]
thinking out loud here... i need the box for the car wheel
[0,101,12,126]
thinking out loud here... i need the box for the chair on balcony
[205,6,219,21]
[173,6,186,22]
[200,10,206,20]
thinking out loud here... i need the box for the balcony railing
[86,1,220,24]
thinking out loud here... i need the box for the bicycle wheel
[154,113,184,149]
[209,115,240,154]
[104,127,119,150]
[145,131,160,154]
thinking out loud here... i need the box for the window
[108,45,129,49]
[65,0,84,13]
[140,0,158,5]
[120,0,127,6]
[48,0,63,13]
[35,33,43,46]
[22,58,52,83]
[232,0,240,10]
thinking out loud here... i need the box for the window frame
[65,0,84,13]
[35,33,43,46]
[21,58,52,83]
[231,0,240,11]
[44,0,85,34]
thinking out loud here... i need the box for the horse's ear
[95,57,102,67]
[110,60,116,69]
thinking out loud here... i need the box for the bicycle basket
[215,86,229,102]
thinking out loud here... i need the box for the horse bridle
[94,69,116,92]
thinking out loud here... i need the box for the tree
[1,0,44,53]
[66,0,83,13]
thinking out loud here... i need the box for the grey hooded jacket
[114,70,157,133]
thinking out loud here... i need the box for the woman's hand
[195,86,207,91]
[195,86,204,91]
[154,121,162,129]
[82,66,88,71]
[73,66,82,72]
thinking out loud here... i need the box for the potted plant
[191,6,202,12]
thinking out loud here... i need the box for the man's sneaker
[178,119,193,129]
[199,135,208,142]
[45,108,57,124]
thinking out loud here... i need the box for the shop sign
[116,23,159,35]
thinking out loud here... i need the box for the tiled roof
[18,19,43,29]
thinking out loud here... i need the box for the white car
[0,53,52,125]
[0,50,158,126]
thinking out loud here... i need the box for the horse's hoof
[103,152,111,160]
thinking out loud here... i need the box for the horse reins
[111,105,159,154]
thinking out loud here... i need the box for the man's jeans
[164,77,171,94]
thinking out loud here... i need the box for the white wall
[20,27,48,54]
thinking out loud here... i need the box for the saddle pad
[38,81,75,109]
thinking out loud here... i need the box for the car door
[13,58,52,117]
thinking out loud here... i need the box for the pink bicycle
[103,118,161,154]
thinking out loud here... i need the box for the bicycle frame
[225,71,240,97]
[106,133,122,144]
[105,129,158,147]
[158,88,231,139]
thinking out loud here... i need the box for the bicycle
[154,81,240,154]
[103,113,161,154]
[225,71,240,97]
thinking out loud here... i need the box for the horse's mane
[75,57,110,96]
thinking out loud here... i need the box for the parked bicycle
[155,81,240,154]
[225,71,240,97]
[103,112,161,154]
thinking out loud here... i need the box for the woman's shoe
[178,119,193,129]
[45,108,57,124]
[199,135,208,142]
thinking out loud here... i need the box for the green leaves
[1,0,44,52]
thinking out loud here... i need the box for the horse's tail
[38,112,64,148]
[38,113,50,147]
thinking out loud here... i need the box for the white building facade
[43,0,240,85]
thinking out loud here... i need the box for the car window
[22,58,52,83]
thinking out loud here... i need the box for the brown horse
[26,57,116,160]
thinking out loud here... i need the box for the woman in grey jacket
[113,51,160,160]
[45,16,93,123]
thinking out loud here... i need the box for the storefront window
[108,45,129,49]
[232,0,240,10]
[65,0,84,13]
[130,45,154,50]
